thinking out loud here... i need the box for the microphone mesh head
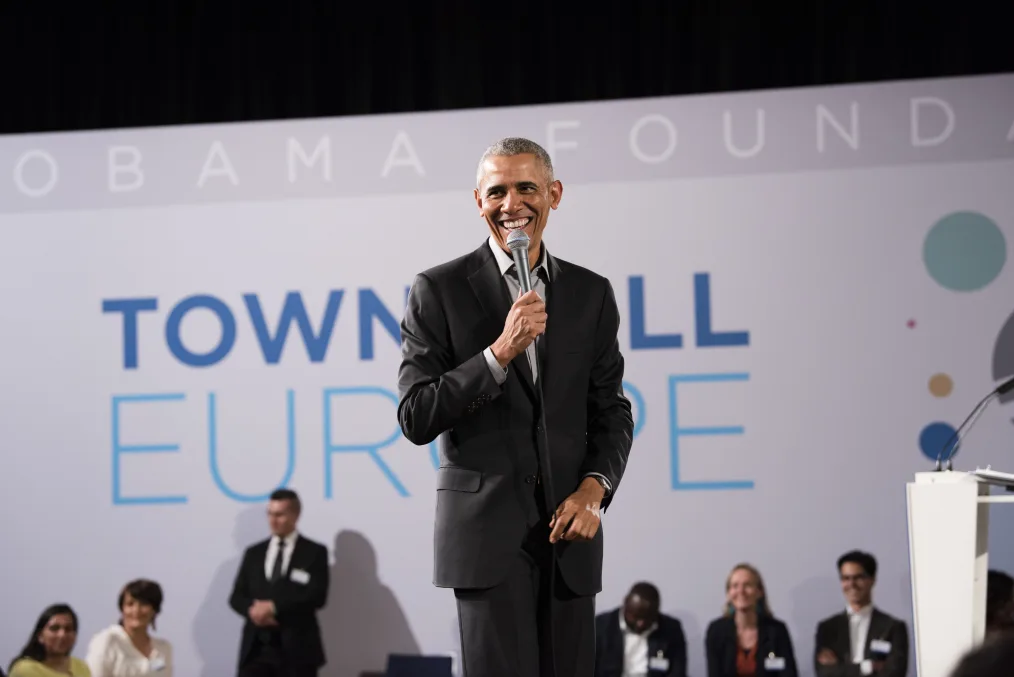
[506,229,530,252]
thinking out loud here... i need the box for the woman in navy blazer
[704,563,798,677]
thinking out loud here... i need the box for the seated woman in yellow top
[9,604,91,677]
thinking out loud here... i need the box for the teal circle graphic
[924,211,1006,292]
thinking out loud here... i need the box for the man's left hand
[549,478,604,543]
[249,600,276,626]
[816,649,838,665]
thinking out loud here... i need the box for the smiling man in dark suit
[814,550,909,677]
[229,489,330,677]
[398,137,634,677]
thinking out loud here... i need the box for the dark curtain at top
[0,2,1011,135]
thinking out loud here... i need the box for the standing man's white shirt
[619,613,656,677]
[264,530,299,580]
[85,624,173,677]
[847,605,874,675]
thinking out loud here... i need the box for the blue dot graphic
[919,422,960,462]
[924,211,1007,292]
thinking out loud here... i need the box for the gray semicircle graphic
[994,308,1014,405]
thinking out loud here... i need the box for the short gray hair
[476,137,555,188]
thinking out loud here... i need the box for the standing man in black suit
[398,137,634,677]
[229,489,330,677]
[595,582,688,677]
[814,550,909,677]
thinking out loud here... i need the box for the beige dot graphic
[929,373,953,397]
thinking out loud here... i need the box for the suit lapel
[835,614,852,660]
[540,251,572,394]
[254,541,271,587]
[865,609,888,657]
[754,619,771,674]
[758,618,772,657]
[285,537,303,580]
[468,246,538,403]
[647,628,665,673]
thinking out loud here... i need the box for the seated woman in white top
[85,580,172,677]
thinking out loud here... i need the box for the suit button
[525,475,536,484]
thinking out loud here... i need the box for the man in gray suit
[397,137,634,677]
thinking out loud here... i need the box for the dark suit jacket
[594,609,687,677]
[813,608,909,677]
[228,534,330,669]
[705,615,799,677]
[397,240,634,594]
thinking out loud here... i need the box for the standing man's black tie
[271,539,285,583]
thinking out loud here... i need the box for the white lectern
[906,469,1014,677]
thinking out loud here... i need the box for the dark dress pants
[238,631,318,677]
[453,483,596,677]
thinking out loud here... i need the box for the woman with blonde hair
[704,563,798,676]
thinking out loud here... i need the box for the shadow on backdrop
[668,607,701,677]
[192,506,265,677]
[318,530,420,677]
[788,575,840,677]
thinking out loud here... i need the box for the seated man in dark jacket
[595,582,687,677]
[814,550,908,677]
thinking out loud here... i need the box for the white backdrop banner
[1,73,1013,677]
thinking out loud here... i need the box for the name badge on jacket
[648,654,669,671]
[149,656,166,672]
[870,639,892,654]
[764,655,786,671]
[290,568,310,585]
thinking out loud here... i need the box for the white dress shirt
[265,531,299,580]
[480,236,613,495]
[619,613,656,677]
[848,605,874,674]
[85,624,172,677]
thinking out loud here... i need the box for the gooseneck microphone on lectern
[506,229,534,294]
[935,375,1014,471]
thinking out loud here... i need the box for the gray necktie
[508,265,544,383]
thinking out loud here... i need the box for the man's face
[840,561,874,609]
[622,593,658,634]
[267,499,298,537]
[474,153,562,260]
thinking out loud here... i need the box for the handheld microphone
[506,229,533,294]
[505,228,556,510]
[935,375,1014,470]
